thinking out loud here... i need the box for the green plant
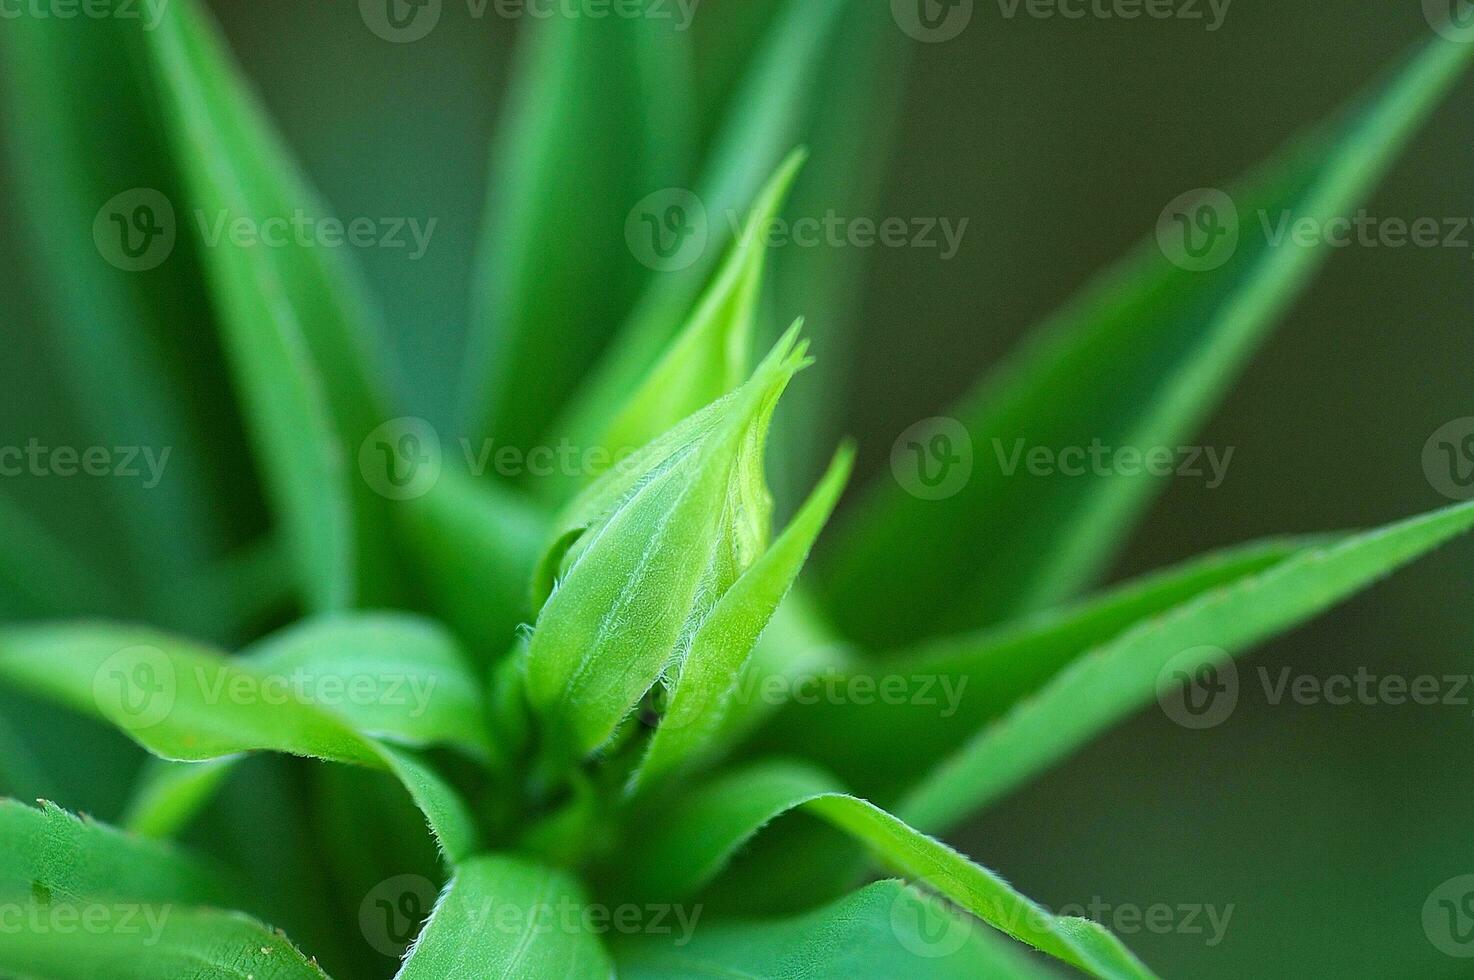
[0,1,1469,977]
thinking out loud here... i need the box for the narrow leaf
[747,536,1310,803]
[461,3,690,452]
[822,37,1474,646]
[551,149,807,499]
[899,500,1474,832]
[636,444,854,789]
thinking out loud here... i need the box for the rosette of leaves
[0,1,1470,977]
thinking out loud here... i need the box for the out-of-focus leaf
[898,500,1474,832]
[142,0,408,610]
[822,37,1474,647]
[0,623,480,862]
[121,758,236,840]
[549,150,808,502]
[395,855,611,980]
[0,495,127,620]
[525,330,809,761]
[395,469,549,663]
[613,879,1056,980]
[636,444,853,790]
[0,10,239,634]
[619,762,1156,980]
[748,536,1310,803]
[460,2,690,454]
[552,0,852,446]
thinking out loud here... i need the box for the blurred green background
[2,1,1470,976]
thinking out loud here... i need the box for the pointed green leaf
[525,329,810,759]
[141,0,408,610]
[822,37,1474,646]
[0,622,481,862]
[550,149,808,500]
[898,500,1474,832]
[748,536,1310,803]
[636,444,853,789]
[396,855,612,980]
[460,3,690,452]
[619,762,1156,980]
[613,879,1056,980]
[551,0,852,445]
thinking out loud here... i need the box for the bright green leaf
[619,761,1156,980]
[396,854,612,980]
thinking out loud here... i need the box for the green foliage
[0,1,1468,977]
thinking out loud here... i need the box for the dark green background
[3,1,1470,976]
